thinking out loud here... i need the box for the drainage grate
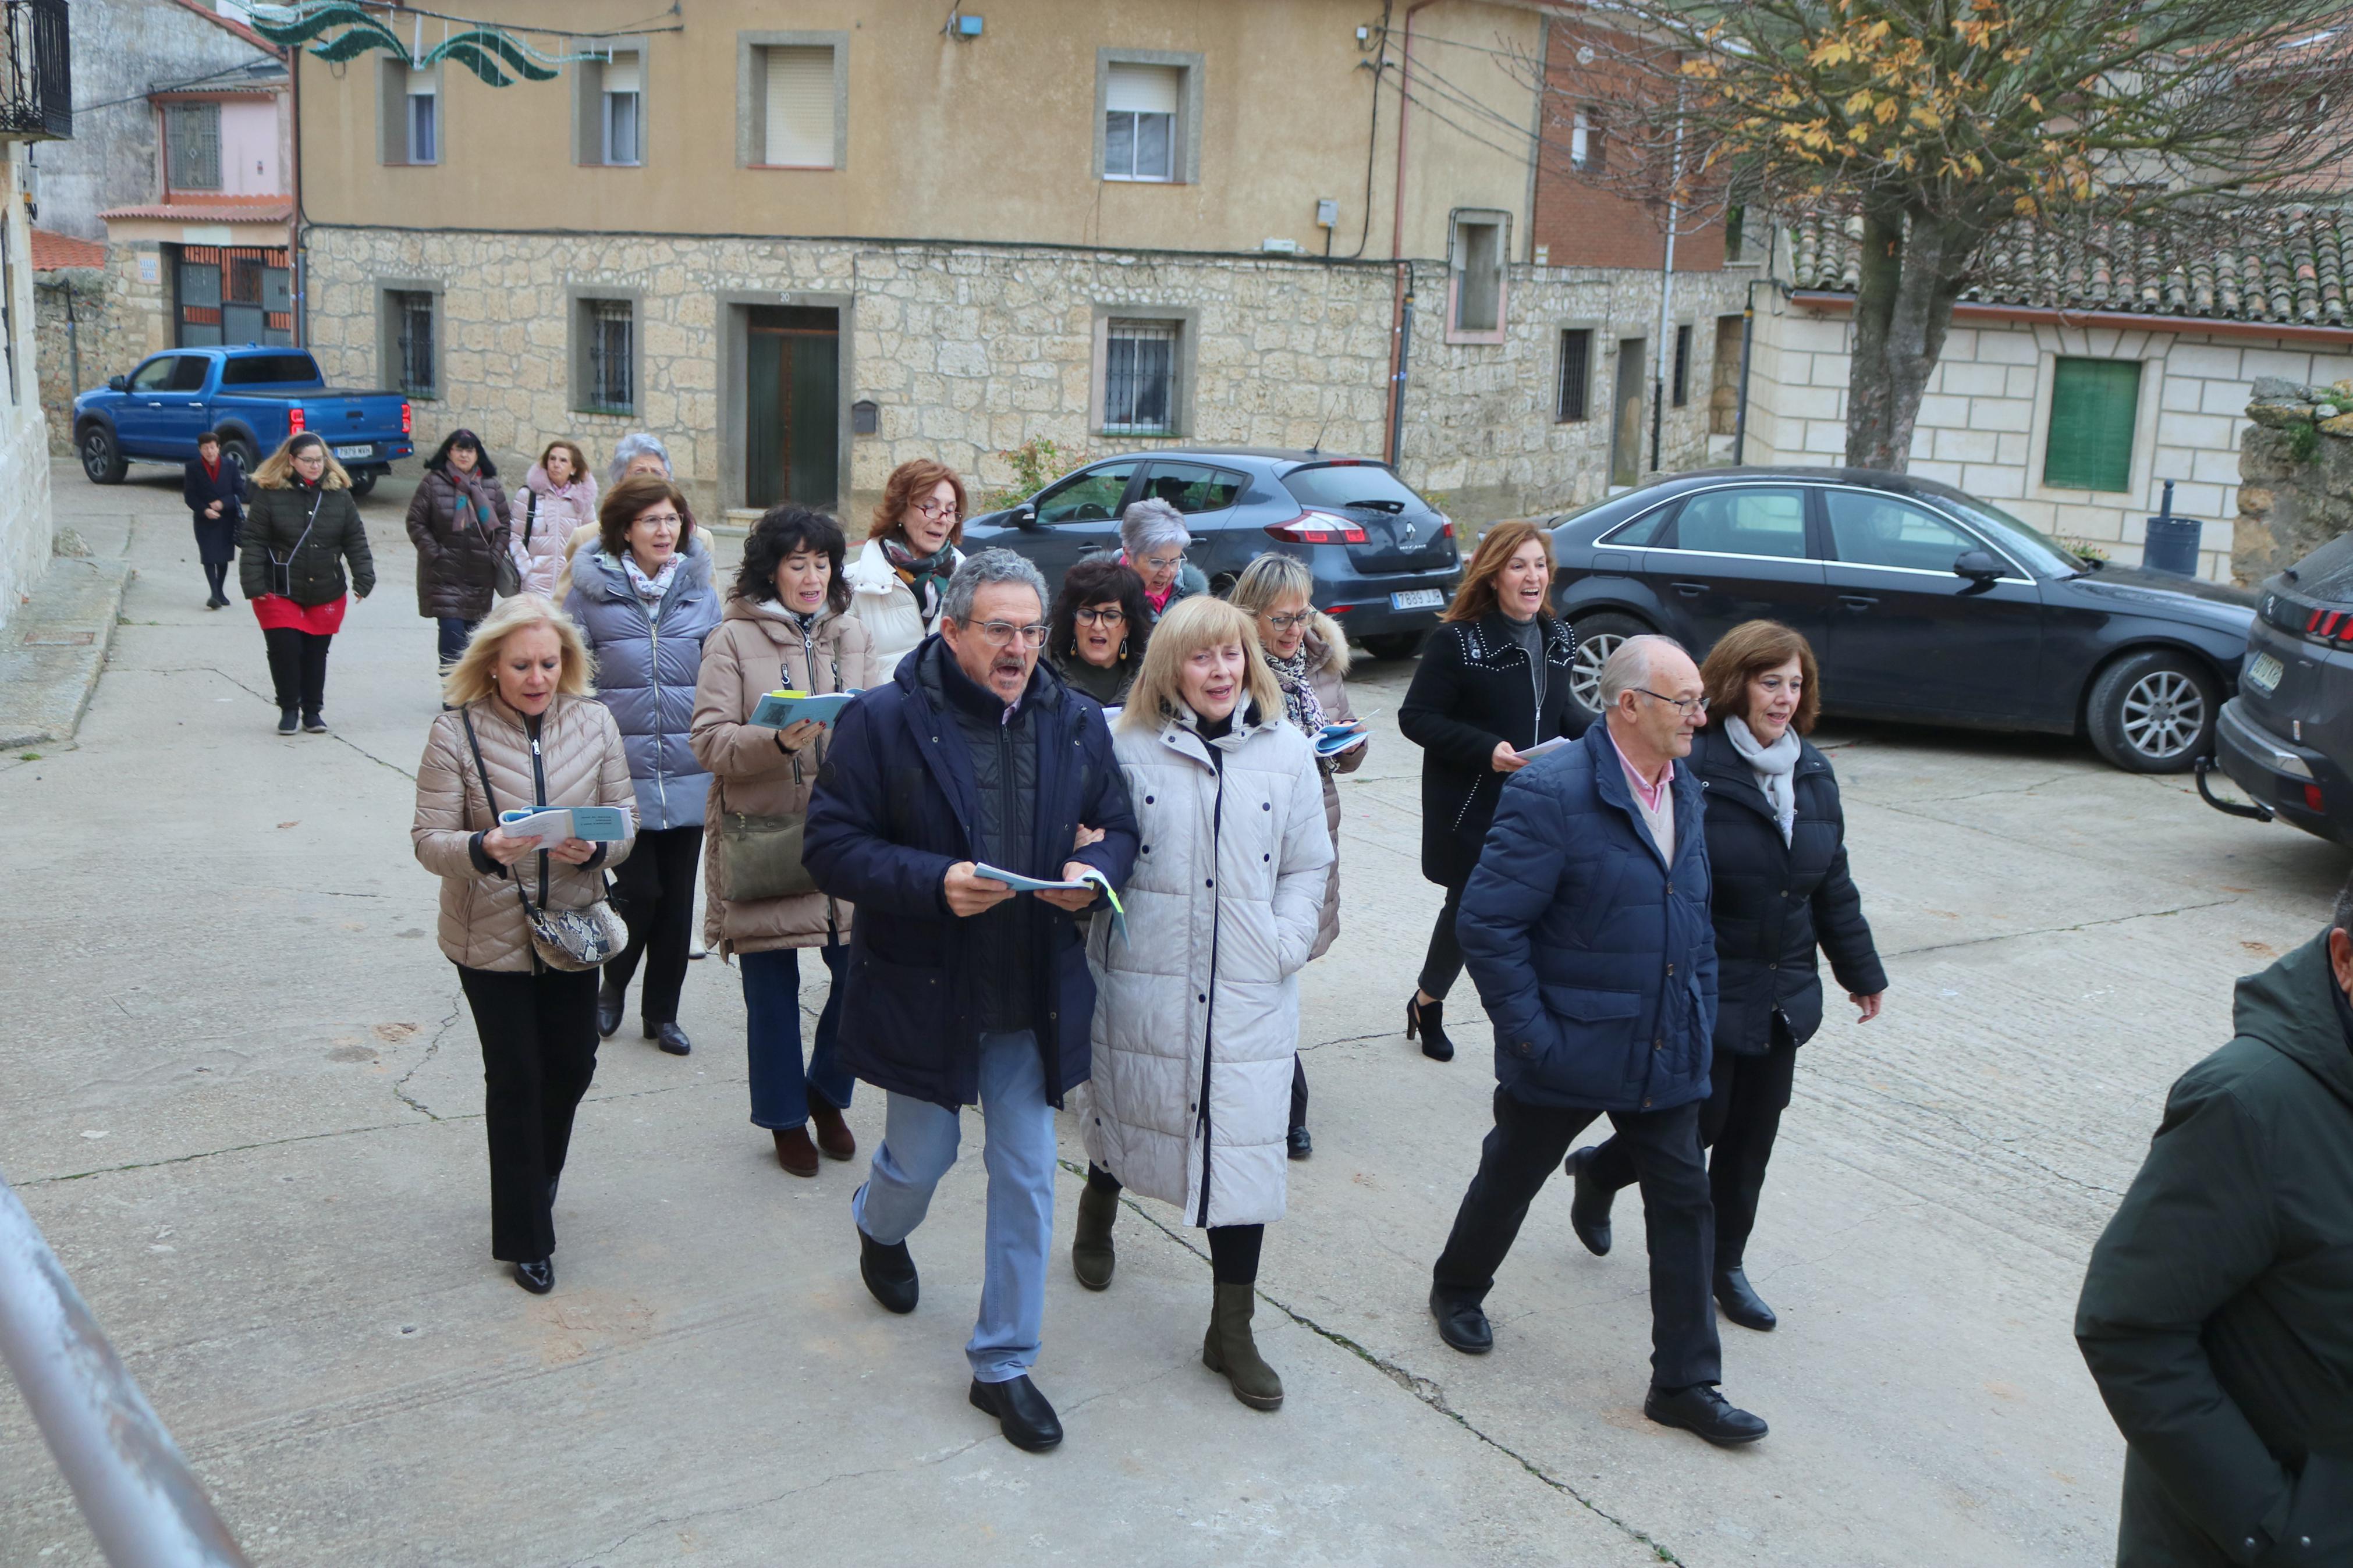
[22,631,95,646]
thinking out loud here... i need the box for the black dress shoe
[1428,1287,1492,1354]
[1564,1145,1614,1257]
[595,980,623,1040]
[968,1374,1063,1452]
[1714,1267,1777,1331]
[1406,994,1454,1062]
[1644,1382,1768,1446]
[651,1021,691,1056]
[512,1258,553,1295]
[858,1226,918,1314]
[1287,1125,1312,1160]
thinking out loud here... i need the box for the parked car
[961,449,1461,657]
[72,346,414,496]
[2197,531,2353,845]
[1545,467,2257,773]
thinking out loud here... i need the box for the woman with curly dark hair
[1045,556,1151,708]
[690,507,878,1175]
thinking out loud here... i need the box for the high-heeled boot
[1405,994,1454,1062]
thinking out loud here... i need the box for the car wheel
[2086,650,2219,774]
[79,425,126,485]
[1568,611,1651,721]
[1362,631,1425,660]
[347,466,379,498]
[222,435,261,475]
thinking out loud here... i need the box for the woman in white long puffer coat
[1074,596,1332,1411]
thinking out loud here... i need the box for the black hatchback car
[2199,531,2353,846]
[1545,467,2258,773]
[961,448,1461,657]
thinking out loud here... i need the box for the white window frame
[1094,49,1202,185]
[406,69,439,165]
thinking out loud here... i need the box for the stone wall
[2231,376,2353,582]
[300,227,1738,531]
[33,246,163,453]
[2,148,56,629]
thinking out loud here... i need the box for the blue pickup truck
[72,346,414,496]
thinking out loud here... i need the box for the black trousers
[604,824,702,1025]
[1289,1054,1307,1132]
[1432,1088,1720,1389]
[203,561,230,600]
[1085,1163,1264,1285]
[1587,1022,1798,1271]
[261,627,331,714]
[1417,881,1468,1000]
[456,963,601,1263]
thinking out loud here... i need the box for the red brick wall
[1531,20,1724,273]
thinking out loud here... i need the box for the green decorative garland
[247,3,602,86]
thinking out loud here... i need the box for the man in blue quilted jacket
[1428,634,1768,1446]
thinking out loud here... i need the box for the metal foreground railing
[0,1168,250,1567]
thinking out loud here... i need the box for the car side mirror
[1954,549,2003,582]
[1012,503,1039,530]
[107,375,127,392]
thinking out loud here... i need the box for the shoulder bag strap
[460,707,543,921]
[522,487,537,550]
[271,489,325,571]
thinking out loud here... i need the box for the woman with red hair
[844,458,968,675]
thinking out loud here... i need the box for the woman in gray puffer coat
[564,474,721,1058]
[1071,596,1333,1413]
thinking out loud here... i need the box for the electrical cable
[73,62,283,117]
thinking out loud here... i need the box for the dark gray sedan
[1545,467,2257,773]
[962,448,1462,657]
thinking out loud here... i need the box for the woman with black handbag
[239,433,374,735]
[690,506,877,1175]
[413,595,637,1296]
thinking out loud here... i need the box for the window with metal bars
[583,298,635,414]
[1672,323,1692,407]
[164,102,221,191]
[391,291,435,397]
[1556,329,1592,422]
[1103,319,1176,434]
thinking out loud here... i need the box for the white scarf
[1723,715,1800,844]
[622,552,677,620]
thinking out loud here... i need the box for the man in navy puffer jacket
[1428,635,1769,1447]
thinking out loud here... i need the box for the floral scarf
[1265,641,1330,770]
[622,552,677,621]
[881,535,957,627]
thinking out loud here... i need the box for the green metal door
[746,307,839,510]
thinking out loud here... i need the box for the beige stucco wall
[293,0,1541,263]
[2,146,56,628]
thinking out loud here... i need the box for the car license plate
[1390,589,1445,611]
[332,444,372,460]
[2244,651,2284,696]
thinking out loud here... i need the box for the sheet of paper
[499,806,629,842]
[1517,735,1575,760]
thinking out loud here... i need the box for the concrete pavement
[2,467,2344,1566]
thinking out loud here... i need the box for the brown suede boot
[1202,1281,1284,1410]
[1071,1180,1118,1290]
[772,1125,819,1177]
[810,1101,856,1161]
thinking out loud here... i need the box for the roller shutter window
[603,51,641,165]
[406,67,438,165]
[2043,357,2141,492]
[764,47,835,168]
[1105,63,1179,182]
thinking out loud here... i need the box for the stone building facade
[3,147,56,628]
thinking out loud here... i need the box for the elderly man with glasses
[1426,633,1772,1448]
[804,548,1139,1455]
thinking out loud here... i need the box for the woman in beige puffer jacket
[690,507,878,1177]
[412,596,636,1296]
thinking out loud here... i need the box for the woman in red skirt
[239,433,375,735]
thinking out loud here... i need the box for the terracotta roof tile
[29,228,107,271]
[99,199,293,225]
[1787,207,2353,328]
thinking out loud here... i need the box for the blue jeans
[741,943,851,1129]
[852,1030,1056,1384]
[437,616,479,673]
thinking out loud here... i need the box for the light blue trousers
[851,1030,1057,1384]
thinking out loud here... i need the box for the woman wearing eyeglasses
[1046,556,1152,708]
[1398,520,1582,1063]
[1566,620,1884,1334]
[1119,499,1209,622]
[1229,553,1364,1160]
[564,474,722,1057]
[846,459,968,677]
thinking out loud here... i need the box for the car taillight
[287,407,304,434]
[2306,783,2327,813]
[402,401,413,435]
[1265,510,1367,545]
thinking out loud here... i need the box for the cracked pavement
[2,472,2345,1566]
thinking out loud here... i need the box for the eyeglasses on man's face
[1074,606,1127,628]
[1635,687,1710,718]
[913,500,961,521]
[973,620,1050,649]
[1259,610,1312,632]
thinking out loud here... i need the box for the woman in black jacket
[183,429,244,609]
[239,433,375,735]
[1397,519,1582,1060]
[1570,620,1886,1332]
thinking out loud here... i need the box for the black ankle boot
[1406,994,1454,1061]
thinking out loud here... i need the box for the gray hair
[941,547,1049,625]
[2334,871,2353,936]
[1120,497,1191,560]
[1596,633,1688,710]
[607,432,672,489]
[1227,552,1316,614]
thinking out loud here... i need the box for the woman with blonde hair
[1228,553,1365,1159]
[510,438,598,600]
[844,458,967,674]
[413,594,637,1296]
[239,432,375,735]
[1397,519,1581,1061]
[1071,596,1333,1411]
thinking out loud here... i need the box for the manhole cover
[22,631,94,646]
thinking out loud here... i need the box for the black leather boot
[1564,1145,1615,1257]
[1714,1267,1777,1331]
[595,977,623,1040]
[1406,994,1454,1062]
[1071,1181,1118,1290]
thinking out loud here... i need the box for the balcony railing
[1,0,71,143]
